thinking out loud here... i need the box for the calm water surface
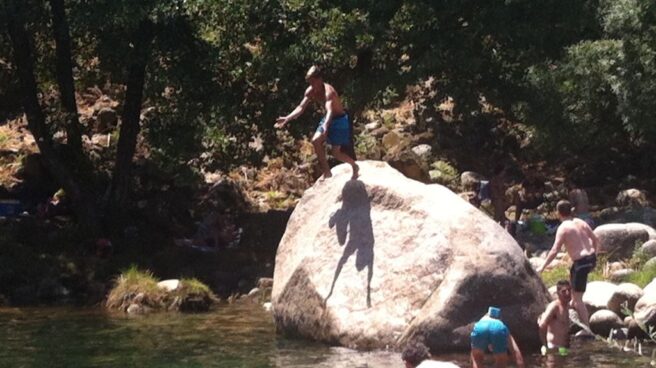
[0,304,651,367]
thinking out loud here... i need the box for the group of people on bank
[401,198,600,368]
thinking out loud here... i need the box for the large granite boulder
[641,240,656,258]
[607,283,644,316]
[272,161,550,352]
[594,223,656,260]
[582,281,618,316]
[633,292,656,330]
[384,149,430,183]
[616,189,651,208]
[589,309,623,337]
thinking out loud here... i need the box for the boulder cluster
[272,161,550,351]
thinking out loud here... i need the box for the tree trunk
[5,0,101,237]
[49,0,83,152]
[110,19,155,210]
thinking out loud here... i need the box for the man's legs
[571,290,590,328]
[570,259,594,330]
[312,131,331,179]
[331,145,359,179]
[470,348,486,368]
[492,353,509,368]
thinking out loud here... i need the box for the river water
[0,304,651,367]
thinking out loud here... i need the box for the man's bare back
[557,218,597,261]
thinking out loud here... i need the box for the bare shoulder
[539,300,557,323]
[304,85,314,97]
[324,83,339,97]
[572,218,592,230]
[546,300,559,313]
[556,221,572,234]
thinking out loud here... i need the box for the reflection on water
[0,304,651,367]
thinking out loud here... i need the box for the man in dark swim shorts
[571,254,596,292]
[276,65,359,180]
[538,200,600,332]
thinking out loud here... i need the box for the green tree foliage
[2,0,656,231]
[522,0,656,172]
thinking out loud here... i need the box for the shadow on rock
[326,179,375,308]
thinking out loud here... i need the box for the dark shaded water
[0,304,651,367]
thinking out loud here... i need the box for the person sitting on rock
[488,164,510,226]
[538,280,572,356]
[470,307,525,368]
[402,341,460,368]
[512,174,545,223]
[467,165,510,227]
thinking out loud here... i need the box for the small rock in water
[257,277,273,289]
[127,303,145,315]
[157,279,180,292]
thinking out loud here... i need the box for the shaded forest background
[1,0,655,304]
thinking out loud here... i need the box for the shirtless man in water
[275,65,359,180]
[538,280,572,356]
[538,200,600,330]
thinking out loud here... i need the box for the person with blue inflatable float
[470,306,525,368]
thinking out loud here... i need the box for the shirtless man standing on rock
[538,280,572,356]
[275,65,359,180]
[538,200,600,332]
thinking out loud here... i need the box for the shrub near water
[106,266,218,313]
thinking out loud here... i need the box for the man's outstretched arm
[276,92,311,128]
[538,228,565,273]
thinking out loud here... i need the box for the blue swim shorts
[471,318,509,354]
[316,113,351,146]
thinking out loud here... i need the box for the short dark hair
[556,200,572,216]
[402,341,430,367]
[556,279,571,290]
[305,65,322,80]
